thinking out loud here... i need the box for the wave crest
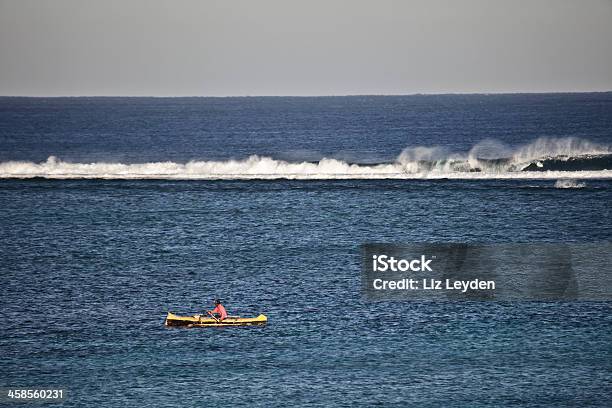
[396,137,611,174]
[1,137,611,180]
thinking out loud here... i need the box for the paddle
[207,311,220,323]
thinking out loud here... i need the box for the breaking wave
[1,137,611,180]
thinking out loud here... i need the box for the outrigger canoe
[164,312,267,327]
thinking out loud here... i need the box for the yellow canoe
[164,312,267,327]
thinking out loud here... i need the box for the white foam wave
[0,155,610,180]
[1,138,610,180]
[554,179,587,189]
[397,137,611,173]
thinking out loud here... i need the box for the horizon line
[1,90,612,98]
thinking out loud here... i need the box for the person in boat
[208,299,228,321]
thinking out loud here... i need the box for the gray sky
[1,0,611,96]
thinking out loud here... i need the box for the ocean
[1,94,611,407]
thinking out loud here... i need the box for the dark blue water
[1,95,611,407]
[1,94,611,163]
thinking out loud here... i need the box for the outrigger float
[164,312,267,327]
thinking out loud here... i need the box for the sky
[1,0,611,96]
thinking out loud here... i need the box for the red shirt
[211,304,228,320]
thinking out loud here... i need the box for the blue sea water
[0,94,611,407]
